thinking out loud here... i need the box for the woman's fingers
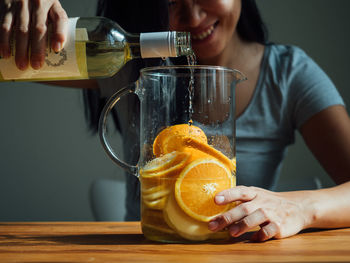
[0,0,68,70]
[208,186,308,242]
[208,200,258,232]
[251,222,281,242]
[15,0,30,70]
[208,186,259,231]
[0,3,14,58]
[214,185,257,205]
[228,208,268,237]
[30,0,52,69]
[49,1,68,52]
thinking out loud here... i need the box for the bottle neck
[125,34,143,60]
[173,32,193,57]
[138,32,193,59]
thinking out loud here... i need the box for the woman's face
[168,0,242,61]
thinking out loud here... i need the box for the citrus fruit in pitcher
[153,124,207,157]
[140,151,190,189]
[141,151,185,174]
[142,209,175,234]
[175,158,235,222]
[140,151,190,210]
[179,136,236,171]
[163,192,230,241]
[163,192,213,241]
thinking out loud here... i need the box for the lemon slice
[141,151,183,174]
[141,185,167,195]
[142,209,175,234]
[163,192,212,241]
[142,188,171,201]
[140,152,190,179]
[143,197,168,210]
[140,152,190,193]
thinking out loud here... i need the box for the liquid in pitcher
[140,123,236,242]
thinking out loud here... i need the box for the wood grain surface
[0,222,350,262]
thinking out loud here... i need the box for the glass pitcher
[99,65,246,243]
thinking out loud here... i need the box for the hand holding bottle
[0,0,68,70]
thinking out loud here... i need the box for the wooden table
[0,222,349,262]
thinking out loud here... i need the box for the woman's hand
[208,186,313,242]
[0,0,68,70]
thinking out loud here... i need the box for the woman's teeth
[192,25,215,40]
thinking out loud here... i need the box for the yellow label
[75,28,88,79]
[0,18,87,81]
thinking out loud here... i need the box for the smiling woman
[95,0,350,242]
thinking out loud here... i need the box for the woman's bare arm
[207,105,350,241]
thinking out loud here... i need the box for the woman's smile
[168,0,241,62]
[191,21,218,41]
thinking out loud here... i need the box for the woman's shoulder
[263,43,324,84]
[265,43,311,66]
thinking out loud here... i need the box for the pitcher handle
[98,83,138,177]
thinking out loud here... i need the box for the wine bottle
[0,17,192,82]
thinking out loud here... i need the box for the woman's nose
[182,1,205,27]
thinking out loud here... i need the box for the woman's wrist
[300,190,322,229]
[284,182,350,230]
[280,189,321,230]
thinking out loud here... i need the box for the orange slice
[175,158,235,222]
[153,124,207,157]
[232,157,236,174]
[177,136,235,172]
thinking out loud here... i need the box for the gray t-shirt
[98,44,345,220]
[236,44,344,190]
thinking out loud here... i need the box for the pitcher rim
[140,65,246,79]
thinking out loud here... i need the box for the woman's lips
[191,21,219,44]
[192,25,215,40]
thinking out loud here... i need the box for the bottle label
[0,18,86,80]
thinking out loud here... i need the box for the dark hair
[96,0,169,32]
[83,0,169,134]
[83,0,268,133]
[237,0,268,44]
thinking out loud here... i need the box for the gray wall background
[0,0,349,221]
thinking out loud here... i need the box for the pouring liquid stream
[187,53,197,125]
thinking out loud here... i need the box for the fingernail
[31,60,42,69]
[208,221,219,231]
[53,42,61,53]
[215,195,225,204]
[229,224,240,236]
[17,61,28,71]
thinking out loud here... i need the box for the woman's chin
[193,47,223,64]
[192,39,224,63]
